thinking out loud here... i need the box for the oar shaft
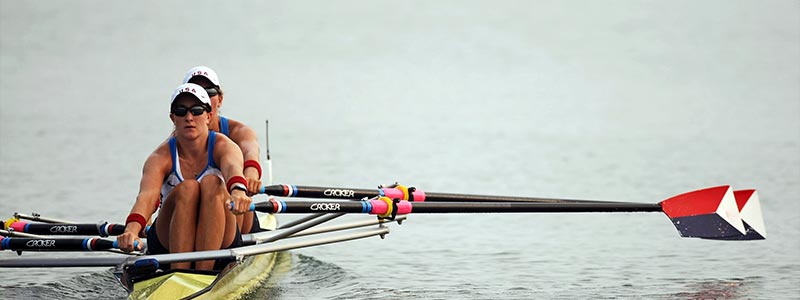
[14,213,73,224]
[0,237,133,251]
[6,221,125,236]
[260,184,634,204]
[0,256,127,268]
[421,192,620,204]
[402,202,662,213]
[261,185,381,200]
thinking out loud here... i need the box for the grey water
[1,1,798,299]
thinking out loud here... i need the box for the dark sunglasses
[205,87,219,97]
[171,105,208,117]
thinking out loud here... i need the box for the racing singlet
[160,131,224,202]
[219,116,230,137]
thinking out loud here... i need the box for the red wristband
[243,160,262,178]
[126,213,146,235]
[227,175,248,193]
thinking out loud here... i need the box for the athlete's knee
[175,180,200,193]
[199,175,223,187]
[171,180,200,203]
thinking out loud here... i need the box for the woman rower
[182,66,265,234]
[117,83,252,270]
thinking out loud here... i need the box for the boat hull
[128,213,279,300]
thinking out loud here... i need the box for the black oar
[254,185,765,241]
[261,184,638,204]
[254,199,661,214]
[4,221,125,237]
[0,237,137,252]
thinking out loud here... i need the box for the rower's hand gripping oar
[255,185,765,240]
[0,236,139,252]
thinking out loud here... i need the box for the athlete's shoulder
[211,130,235,143]
[143,140,173,173]
[152,137,173,156]
[225,118,257,140]
[225,117,253,130]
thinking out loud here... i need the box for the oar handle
[229,202,257,212]
[0,236,138,252]
[111,240,140,250]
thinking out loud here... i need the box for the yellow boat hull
[129,214,279,300]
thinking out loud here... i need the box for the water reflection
[667,278,754,300]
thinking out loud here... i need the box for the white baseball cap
[182,66,220,87]
[170,83,211,109]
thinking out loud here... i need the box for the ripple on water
[0,269,126,300]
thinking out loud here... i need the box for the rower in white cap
[182,66,266,234]
[117,83,252,271]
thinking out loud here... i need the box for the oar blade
[720,189,766,240]
[659,185,748,240]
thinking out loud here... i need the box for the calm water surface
[1,1,798,299]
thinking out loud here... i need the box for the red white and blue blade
[719,189,766,240]
[659,185,748,240]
